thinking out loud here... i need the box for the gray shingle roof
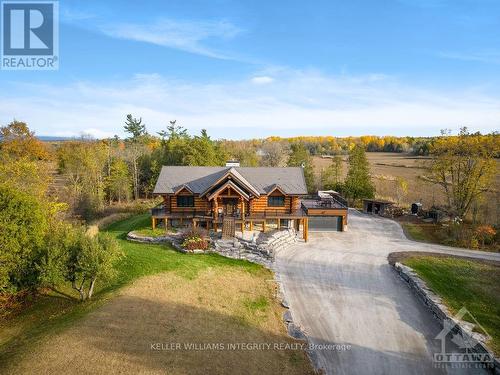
[153,166,308,195]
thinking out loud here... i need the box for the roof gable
[206,180,251,201]
[200,167,260,197]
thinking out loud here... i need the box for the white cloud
[1,70,499,139]
[438,50,500,65]
[251,76,274,85]
[99,18,242,59]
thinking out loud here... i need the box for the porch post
[240,197,245,233]
[152,217,156,230]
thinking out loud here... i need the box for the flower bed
[180,228,210,252]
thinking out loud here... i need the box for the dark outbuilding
[363,199,394,215]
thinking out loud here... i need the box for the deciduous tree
[426,128,498,219]
[0,120,50,160]
[65,231,123,301]
[261,141,290,167]
[0,185,48,292]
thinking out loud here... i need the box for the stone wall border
[392,261,499,374]
[126,231,207,253]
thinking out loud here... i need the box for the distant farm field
[313,153,499,224]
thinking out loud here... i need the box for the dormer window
[268,196,285,207]
[177,195,194,207]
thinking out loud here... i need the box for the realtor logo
[1,0,58,69]
[434,307,494,370]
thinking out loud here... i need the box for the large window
[177,195,195,207]
[268,196,285,207]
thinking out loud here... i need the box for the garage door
[308,216,343,231]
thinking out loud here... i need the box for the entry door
[222,198,239,216]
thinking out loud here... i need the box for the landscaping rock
[283,310,293,323]
[287,323,307,341]
[212,228,298,268]
[126,231,172,243]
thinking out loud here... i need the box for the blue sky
[1,0,499,138]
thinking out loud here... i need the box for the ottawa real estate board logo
[1,0,58,70]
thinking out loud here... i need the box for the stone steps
[212,228,299,269]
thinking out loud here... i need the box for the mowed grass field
[0,215,313,375]
[313,153,500,223]
[400,255,500,355]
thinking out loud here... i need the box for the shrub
[469,238,480,249]
[182,237,209,251]
[181,227,209,251]
[181,227,208,242]
[475,225,496,247]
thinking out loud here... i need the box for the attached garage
[301,198,348,232]
[308,216,344,232]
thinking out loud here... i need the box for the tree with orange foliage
[474,225,496,247]
[0,120,50,161]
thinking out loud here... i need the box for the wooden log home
[151,164,348,241]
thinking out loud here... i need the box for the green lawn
[402,223,442,243]
[129,218,177,237]
[0,214,263,367]
[402,255,500,355]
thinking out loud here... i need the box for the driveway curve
[275,210,499,375]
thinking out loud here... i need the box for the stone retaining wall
[213,228,300,269]
[393,262,499,374]
[127,231,207,253]
[126,231,173,243]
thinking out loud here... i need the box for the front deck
[151,206,309,240]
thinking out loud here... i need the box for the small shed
[363,199,394,215]
[411,202,422,215]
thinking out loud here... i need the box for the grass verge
[401,254,500,355]
[401,222,442,243]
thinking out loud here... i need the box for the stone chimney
[225,160,240,167]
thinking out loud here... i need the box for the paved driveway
[275,210,499,375]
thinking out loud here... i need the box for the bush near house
[181,227,210,251]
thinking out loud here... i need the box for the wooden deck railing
[152,205,304,219]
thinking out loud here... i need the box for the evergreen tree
[157,120,188,142]
[183,129,226,166]
[124,114,146,138]
[321,154,343,191]
[288,143,315,193]
[123,114,148,200]
[344,145,375,205]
